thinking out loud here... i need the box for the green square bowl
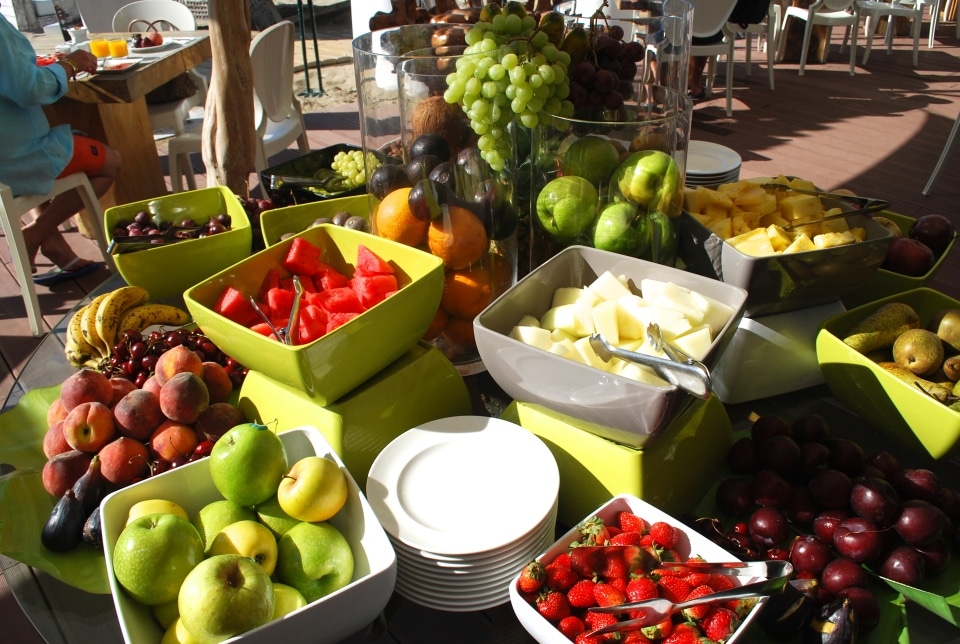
[841,212,956,309]
[104,186,252,301]
[817,288,960,459]
[260,195,370,248]
[184,224,444,405]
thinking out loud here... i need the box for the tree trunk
[203,0,255,196]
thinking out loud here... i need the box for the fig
[71,453,105,516]
[83,506,103,549]
[41,489,87,552]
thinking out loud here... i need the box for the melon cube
[591,299,620,345]
[573,336,608,370]
[509,325,553,351]
[589,271,634,301]
[517,314,541,328]
[551,287,585,308]
[672,325,714,361]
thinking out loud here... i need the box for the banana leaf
[0,386,110,594]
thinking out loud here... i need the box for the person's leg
[688,55,710,98]
[22,135,121,270]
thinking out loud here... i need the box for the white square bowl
[100,426,397,644]
[508,494,766,644]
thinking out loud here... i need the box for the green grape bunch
[329,149,382,189]
[442,1,575,172]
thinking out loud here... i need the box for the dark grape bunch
[566,21,644,120]
[102,327,248,391]
[111,210,233,243]
[687,414,960,637]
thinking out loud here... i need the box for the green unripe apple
[276,521,354,603]
[209,423,287,507]
[615,150,682,216]
[593,202,649,256]
[536,175,599,239]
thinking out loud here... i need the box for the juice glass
[89,39,110,58]
[108,38,129,58]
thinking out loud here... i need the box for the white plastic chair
[729,1,782,90]
[168,21,310,192]
[689,0,740,117]
[782,0,860,76]
[0,174,113,336]
[922,110,960,196]
[855,0,924,65]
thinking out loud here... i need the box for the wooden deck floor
[3,13,960,643]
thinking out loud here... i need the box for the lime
[562,136,622,188]
[536,176,599,239]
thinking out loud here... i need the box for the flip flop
[33,258,102,286]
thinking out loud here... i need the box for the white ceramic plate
[686,140,742,175]
[129,40,179,53]
[97,57,143,73]
[367,416,559,555]
[394,576,511,612]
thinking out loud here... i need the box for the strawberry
[583,610,619,635]
[609,577,627,593]
[610,530,643,546]
[626,577,659,603]
[680,584,716,621]
[657,575,692,603]
[600,550,631,581]
[558,614,586,640]
[728,597,760,619]
[663,622,706,644]
[621,631,653,644]
[574,633,603,644]
[567,579,598,608]
[617,511,647,534]
[553,552,573,569]
[593,581,627,607]
[517,560,545,594]
[578,516,611,546]
[649,521,679,549]
[640,617,674,640]
[545,561,579,591]
[707,574,736,592]
[536,589,571,622]
[681,572,713,588]
[701,607,741,642]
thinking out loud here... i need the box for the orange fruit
[440,265,493,320]
[374,187,428,247]
[427,206,489,270]
[442,316,476,348]
[423,306,449,341]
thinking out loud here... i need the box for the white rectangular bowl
[101,426,397,644]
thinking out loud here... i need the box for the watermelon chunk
[314,287,364,314]
[265,287,295,323]
[316,261,351,290]
[213,286,259,326]
[282,237,322,275]
[353,274,398,309]
[257,268,281,300]
[355,244,395,276]
[327,311,359,332]
[297,304,328,344]
[250,322,278,339]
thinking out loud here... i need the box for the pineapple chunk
[788,177,818,192]
[819,209,850,233]
[699,187,735,210]
[688,211,716,227]
[731,215,752,236]
[759,211,790,229]
[779,194,823,221]
[850,227,867,242]
[706,217,734,240]
[727,227,777,256]
[766,225,793,252]
[704,204,732,221]
[814,230,857,248]
[683,187,703,213]
[732,185,769,208]
[782,234,816,253]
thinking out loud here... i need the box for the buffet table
[4,275,960,643]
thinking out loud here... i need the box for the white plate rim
[97,57,143,73]
[687,140,742,175]
[128,39,181,53]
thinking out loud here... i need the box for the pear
[941,355,960,382]
[927,308,960,354]
[892,328,944,377]
[879,362,956,403]
[843,302,921,354]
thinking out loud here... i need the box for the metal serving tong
[584,559,794,636]
[589,324,711,399]
[761,183,890,232]
[107,225,203,254]
[569,544,783,580]
[246,276,304,345]
[268,174,342,191]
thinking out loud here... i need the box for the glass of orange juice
[89,39,110,58]
[108,38,129,58]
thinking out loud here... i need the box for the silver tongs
[585,560,794,636]
[246,276,303,345]
[108,225,203,254]
[761,183,890,231]
[268,174,342,191]
[569,544,782,580]
[589,324,712,399]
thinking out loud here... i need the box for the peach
[194,403,245,442]
[46,397,68,426]
[62,401,116,452]
[154,345,203,387]
[98,437,149,487]
[150,419,199,462]
[159,372,209,424]
[142,374,162,398]
[41,449,92,497]
[42,421,71,458]
[109,377,138,407]
[113,389,164,440]
[59,368,113,411]
[201,361,233,403]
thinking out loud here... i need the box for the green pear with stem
[843,302,921,354]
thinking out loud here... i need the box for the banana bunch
[65,286,191,368]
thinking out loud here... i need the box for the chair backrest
[818,0,858,11]
[687,0,741,38]
[250,20,297,129]
[112,0,196,32]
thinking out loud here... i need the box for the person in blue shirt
[0,12,121,285]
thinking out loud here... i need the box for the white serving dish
[509,494,766,644]
[101,426,397,644]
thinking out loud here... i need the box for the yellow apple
[209,520,278,576]
[271,582,308,620]
[153,599,180,630]
[126,499,189,526]
[161,618,202,644]
[277,456,348,523]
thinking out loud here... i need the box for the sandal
[33,257,102,286]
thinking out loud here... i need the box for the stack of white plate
[685,140,742,186]
[366,416,560,612]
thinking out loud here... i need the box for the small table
[29,32,212,205]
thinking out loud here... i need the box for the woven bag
[129,19,200,104]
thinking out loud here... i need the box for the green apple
[112,513,204,606]
[615,150,682,216]
[276,522,354,603]
[255,494,300,539]
[592,202,648,256]
[209,520,278,576]
[153,599,180,630]
[277,456,348,523]
[209,423,287,507]
[271,582,308,620]
[192,499,258,553]
[536,175,599,239]
[127,499,189,526]
[178,554,274,643]
[561,135,621,188]
[161,618,201,644]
